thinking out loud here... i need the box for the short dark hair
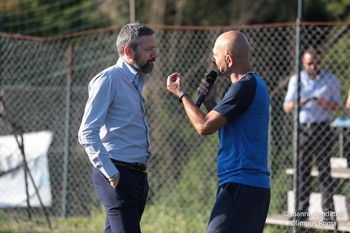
[116,23,155,56]
[303,47,320,58]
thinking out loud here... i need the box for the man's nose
[152,50,157,59]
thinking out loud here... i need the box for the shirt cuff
[100,160,119,179]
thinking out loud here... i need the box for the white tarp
[0,131,53,207]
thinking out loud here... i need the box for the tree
[0,0,349,36]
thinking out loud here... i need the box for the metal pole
[16,132,52,229]
[293,0,303,232]
[20,133,32,221]
[61,42,73,218]
[129,0,136,23]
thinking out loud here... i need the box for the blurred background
[0,0,349,36]
[0,1,350,233]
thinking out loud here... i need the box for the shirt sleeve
[284,75,297,104]
[330,74,342,106]
[346,89,350,108]
[78,72,119,178]
[214,77,256,120]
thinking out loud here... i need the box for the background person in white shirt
[283,48,342,222]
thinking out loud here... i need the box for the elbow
[197,130,207,136]
[78,131,85,145]
[78,127,92,145]
[196,127,215,136]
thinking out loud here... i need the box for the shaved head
[215,31,250,59]
[212,30,251,79]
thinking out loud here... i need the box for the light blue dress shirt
[284,70,342,124]
[78,58,151,178]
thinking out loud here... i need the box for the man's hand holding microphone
[167,71,218,107]
[166,70,221,136]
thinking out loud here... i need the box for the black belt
[111,159,147,173]
[300,122,328,128]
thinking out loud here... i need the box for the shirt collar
[116,58,147,84]
[303,70,323,81]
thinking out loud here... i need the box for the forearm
[346,108,350,117]
[167,72,220,135]
[181,95,208,135]
[203,99,217,112]
[317,98,341,111]
[327,102,341,111]
[346,92,350,116]
[79,128,119,178]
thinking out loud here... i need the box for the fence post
[293,0,303,232]
[61,42,73,218]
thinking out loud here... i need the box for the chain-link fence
[0,23,349,232]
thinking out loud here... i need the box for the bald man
[166,31,270,233]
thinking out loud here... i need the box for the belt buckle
[135,163,147,172]
[129,162,147,172]
[134,162,146,167]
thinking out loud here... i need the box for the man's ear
[124,46,135,59]
[225,54,234,67]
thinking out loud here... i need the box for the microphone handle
[195,70,217,107]
[195,94,206,107]
[195,81,215,107]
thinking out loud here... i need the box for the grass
[0,204,293,233]
[0,208,104,233]
[0,204,284,233]
[0,203,210,233]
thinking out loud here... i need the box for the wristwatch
[178,91,189,103]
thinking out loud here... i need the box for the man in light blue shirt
[78,23,157,233]
[284,48,342,222]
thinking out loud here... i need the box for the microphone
[195,70,217,107]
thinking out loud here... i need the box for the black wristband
[178,91,189,103]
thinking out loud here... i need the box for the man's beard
[307,70,319,78]
[132,57,154,74]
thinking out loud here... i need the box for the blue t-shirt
[213,72,270,189]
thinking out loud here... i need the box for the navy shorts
[206,182,270,233]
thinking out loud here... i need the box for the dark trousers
[297,123,335,213]
[206,182,270,233]
[92,165,148,233]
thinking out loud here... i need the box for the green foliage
[1,0,349,37]
[145,142,218,232]
[0,0,117,36]
[269,170,292,216]
[323,0,350,21]
[157,151,217,209]
[322,32,350,102]
[303,0,334,21]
